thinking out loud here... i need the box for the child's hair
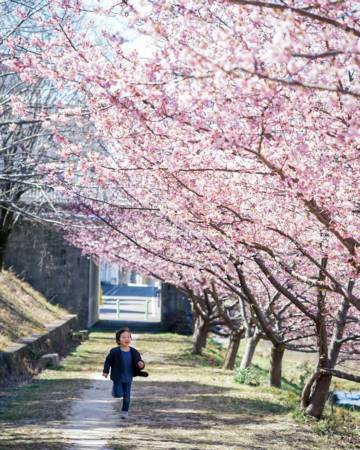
[116,327,131,344]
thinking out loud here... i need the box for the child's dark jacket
[103,346,145,382]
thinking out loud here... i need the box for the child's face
[119,332,132,346]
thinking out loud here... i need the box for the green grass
[172,336,227,368]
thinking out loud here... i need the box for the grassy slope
[0,270,69,350]
[0,332,358,450]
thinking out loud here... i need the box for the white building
[100,262,160,287]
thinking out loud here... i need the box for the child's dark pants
[112,382,132,412]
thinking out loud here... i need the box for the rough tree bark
[301,257,332,418]
[0,229,10,270]
[240,331,261,369]
[0,207,14,270]
[269,343,285,388]
[223,329,243,370]
[303,373,333,419]
[192,314,210,355]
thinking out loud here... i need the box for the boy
[102,328,147,418]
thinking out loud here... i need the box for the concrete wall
[0,315,79,384]
[161,283,193,334]
[4,221,192,333]
[5,221,99,328]
[88,261,100,327]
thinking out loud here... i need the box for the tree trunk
[0,228,11,271]
[192,315,209,355]
[223,330,242,370]
[269,343,285,388]
[240,332,260,369]
[329,288,352,367]
[301,371,320,411]
[302,373,332,419]
[300,258,332,418]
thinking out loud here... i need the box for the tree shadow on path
[107,380,324,450]
[0,377,89,450]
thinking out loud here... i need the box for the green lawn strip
[108,333,360,450]
[0,331,112,450]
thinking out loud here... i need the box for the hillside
[0,270,70,351]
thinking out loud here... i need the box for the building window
[130,270,137,284]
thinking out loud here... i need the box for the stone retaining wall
[5,221,100,328]
[0,315,79,384]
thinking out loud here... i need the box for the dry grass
[0,270,68,350]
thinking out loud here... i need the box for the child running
[102,327,147,419]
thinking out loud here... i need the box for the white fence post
[145,299,150,320]
[116,299,120,319]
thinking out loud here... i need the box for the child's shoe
[121,411,129,419]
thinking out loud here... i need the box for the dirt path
[62,373,119,450]
[61,334,145,450]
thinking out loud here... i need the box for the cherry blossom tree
[14,0,357,288]
[65,197,360,416]
[3,0,360,419]
[0,0,89,268]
